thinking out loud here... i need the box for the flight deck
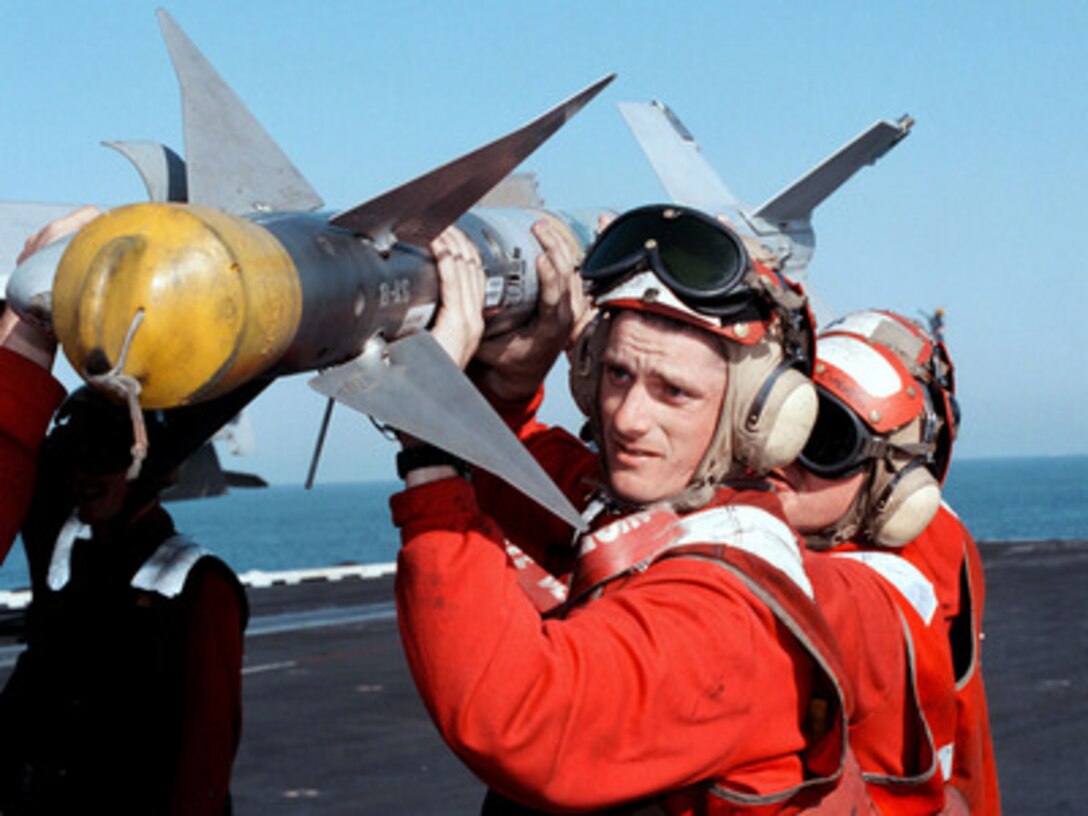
[0,539,1082,814]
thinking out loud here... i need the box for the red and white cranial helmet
[800,330,942,548]
[822,309,957,482]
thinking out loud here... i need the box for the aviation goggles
[799,389,935,479]
[581,205,761,321]
[798,390,889,479]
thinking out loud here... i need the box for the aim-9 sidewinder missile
[14,10,613,529]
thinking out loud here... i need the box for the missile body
[19,9,613,525]
[53,202,608,409]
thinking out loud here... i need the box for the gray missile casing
[254,206,610,380]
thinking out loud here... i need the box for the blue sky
[3,1,1086,483]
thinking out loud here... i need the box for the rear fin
[157,9,324,215]
[618,101,741,214]
[475,172,545,208]
[160,443,268,502]
[211,409,258,456]
[752,116,913,224]
[309,333,587,531]
[103,141,188,203]
[224,470,269,489]
[331,74,614,251]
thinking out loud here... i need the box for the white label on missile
[403,304,435,333]
[485,276,504,308]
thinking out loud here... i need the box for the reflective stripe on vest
[834,550,938,625]
[47,513,91,591]
[131,535,211,598]
[47,518,209,600]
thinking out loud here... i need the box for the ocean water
[941,455,1088,542]
[2,456,1085,590]
[1,483,404,592]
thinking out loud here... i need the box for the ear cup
[869,462,941,547]
[568,315,608,420]
[734,365,818,472]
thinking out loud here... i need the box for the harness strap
[568,502,813,606]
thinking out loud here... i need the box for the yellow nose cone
[53,203,302,408]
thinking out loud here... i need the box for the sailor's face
[72,468,130,525]
[598,311,727,504]
[769,462,866,535]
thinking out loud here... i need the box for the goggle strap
[872,459,926,512]
[745,362,791,431]
[750,271,814,371]
[864,437,933,463]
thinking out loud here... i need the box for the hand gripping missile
[31,10,611,528]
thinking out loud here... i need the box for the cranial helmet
[569,205,818,505]
[47,387,145,474]
[45,382,238,494]
[799,328,943,547]
[821,309,958,483]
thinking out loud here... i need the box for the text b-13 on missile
[16,10,614,529]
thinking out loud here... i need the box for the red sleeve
[392,478,813,811]
[170,568,245,816]
[475,382,550,441]
[470,383,601,576]
[0,349,66,560]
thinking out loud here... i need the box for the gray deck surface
[1,539,1083,813]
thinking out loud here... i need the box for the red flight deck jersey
[0,348,66,558]
[901,505,1001,815]
[393,476,864,814]
[392,389,889,813]
[813,549,959,815]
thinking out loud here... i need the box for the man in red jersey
[773,310,1000,814]
[389,207,893,813]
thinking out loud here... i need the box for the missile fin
[752,117,913,223]
[103,140,189,203]
[157,10,324,215]
[330,74,615,250]
[475,172,545,208]
[618,101,742,215]
[309,333,587,531]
